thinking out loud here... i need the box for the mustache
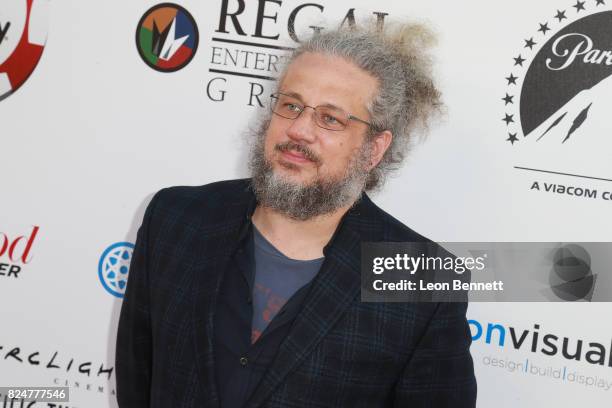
[274,141,321,164]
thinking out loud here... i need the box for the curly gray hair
[280,23,443,191]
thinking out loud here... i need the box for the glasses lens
[315,106,348,130]
[272,94,302,119]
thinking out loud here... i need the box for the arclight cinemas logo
[0,226,40,279]
[501,4,612,145]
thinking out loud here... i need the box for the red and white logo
[0,0,48,101]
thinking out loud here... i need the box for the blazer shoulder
[156,178,251,203]
[144,178,252,227]
[361,196,431,243]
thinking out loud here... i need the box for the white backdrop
[1,0,611,407]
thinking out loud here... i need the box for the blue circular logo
[98,242,135,298]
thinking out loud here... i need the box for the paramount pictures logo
[501,1,612,146]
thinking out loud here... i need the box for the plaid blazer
[116,179,477,408]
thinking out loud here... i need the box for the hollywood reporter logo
[0,226,40,278]
[502,1,612,145]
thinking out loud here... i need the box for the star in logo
[538,23,551,35]
[595,0,605,5]
[503,114,515,125]
[524,37,537,50]
[513,55,526,66]
[506,73,518,85]
[555,10,567,21]
[502,93,514,105]
[507,133,518,144]
[573,0,586,12]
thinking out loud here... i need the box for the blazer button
[239,356,248,366]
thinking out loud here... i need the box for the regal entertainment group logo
[136,3,199,72]
[135,1,390,106]
[0,0,48,101]
[501,0,612,203]
[206,1,389,106]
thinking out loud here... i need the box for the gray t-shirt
[250,225,324,343]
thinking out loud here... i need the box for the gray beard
[248,117,371,221]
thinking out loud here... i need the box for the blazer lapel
[245,205,366,408]
[193,186,257,407]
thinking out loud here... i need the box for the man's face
[264,52,379,187]
[249,52,383,220]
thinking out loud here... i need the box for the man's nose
[286,107,318,143]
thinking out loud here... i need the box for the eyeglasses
[269,92,373,131]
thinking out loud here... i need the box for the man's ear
[367,130,393,170]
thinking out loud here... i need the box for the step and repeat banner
[2,0,612,407]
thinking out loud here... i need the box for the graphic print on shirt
[251,282,287,343]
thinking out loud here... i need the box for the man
[116,23,476,408]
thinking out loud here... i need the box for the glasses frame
[269,92,374,131]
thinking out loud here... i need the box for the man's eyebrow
[281,90,304,100]
[318,102,344,111]
[280,90,346,111]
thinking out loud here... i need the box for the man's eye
[285,103,301,112]
[322,114,339,124]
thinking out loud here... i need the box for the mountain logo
[502,1,612,146]
[136,3,199,73]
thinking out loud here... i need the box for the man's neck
[251,203,353,261]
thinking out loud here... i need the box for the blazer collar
[245,191,381,408]
[193,181,380,408]
[193,182,256,407]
